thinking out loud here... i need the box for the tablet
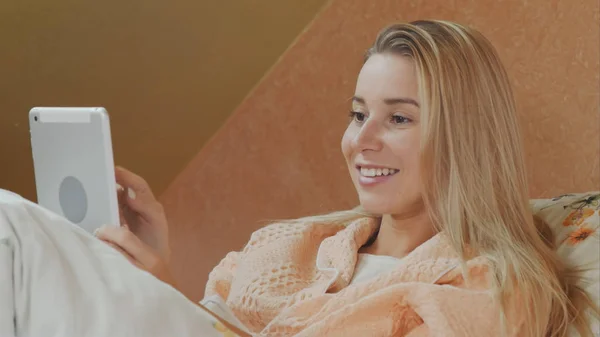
[29,107,120,233]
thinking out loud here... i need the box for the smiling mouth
[357,166,399,177]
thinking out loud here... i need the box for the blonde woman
[96,20,598,336]
[1,20,596,336]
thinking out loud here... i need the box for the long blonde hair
[289,20,597,336]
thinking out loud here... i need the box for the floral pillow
[530,192,599,262]
[530,191,599,335]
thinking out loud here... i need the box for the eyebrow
[352,95,420,108]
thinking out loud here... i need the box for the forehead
[355,53,419,102]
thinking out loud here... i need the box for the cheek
[387,130,421,173]
[340,127,355,162]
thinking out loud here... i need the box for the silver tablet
[29,107,120,233]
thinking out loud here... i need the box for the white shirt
[349,253,403,285]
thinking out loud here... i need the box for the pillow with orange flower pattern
[530,191,599,335]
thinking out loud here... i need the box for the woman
[9,20,596,336]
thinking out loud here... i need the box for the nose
[351,118,384,152]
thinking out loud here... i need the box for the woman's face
[341,53,423,215]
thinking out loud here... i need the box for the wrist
[160,264,177,289]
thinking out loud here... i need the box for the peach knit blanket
[205,218,526,336]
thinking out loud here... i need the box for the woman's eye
[391,115,411,124]
[349,111,366,123]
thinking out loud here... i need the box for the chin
[358,197,398,215]
[358,191,424,216]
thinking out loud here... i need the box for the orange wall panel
[161,0,599,301]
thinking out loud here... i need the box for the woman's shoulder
[241,211,373,253]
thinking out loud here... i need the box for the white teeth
[359,167,398,177]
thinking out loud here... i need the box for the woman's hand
[95,166,175,286]
[95,224,176,287]
[114,166,170,261]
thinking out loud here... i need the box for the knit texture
[205,218,526,336]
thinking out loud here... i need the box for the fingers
[102,240,142,267]
[125,195,164,225]
[115,166,156,200]
[94,225,159,268]
[116,184,128,225]
[115,166,163,223]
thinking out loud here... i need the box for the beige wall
[0,0,329,201]
[160,0,600,301]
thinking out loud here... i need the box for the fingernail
[122,224,129,230]
[93,228,100,237]
[116,183,124,191]
[128,188,136,200]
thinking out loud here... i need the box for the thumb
[95,224,158,268]
[102,239,143,268]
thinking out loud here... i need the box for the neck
[361,208,436,259]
